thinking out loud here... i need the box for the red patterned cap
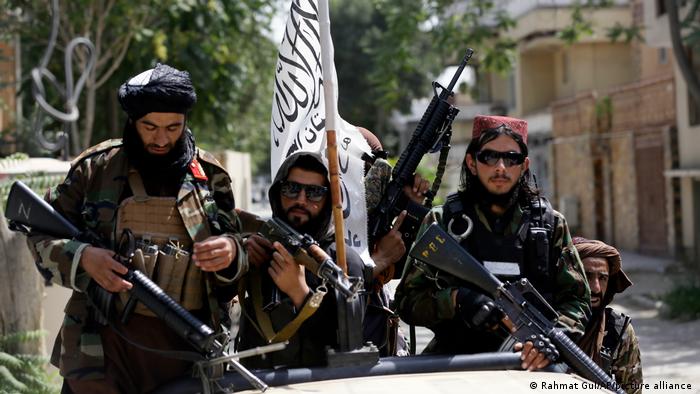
[472,115,528,144]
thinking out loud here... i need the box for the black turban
[118,63,197,121]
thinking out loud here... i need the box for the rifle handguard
[260,218,362,299]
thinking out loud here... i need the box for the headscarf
[118,63,197,121]
[118,64,197,194]
[573,237,632,307]
[268,152,333,242]
[573,237,633,365]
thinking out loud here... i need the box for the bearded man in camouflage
[395,115,590,370]
[27,64,246,393]
[574,238,643,393]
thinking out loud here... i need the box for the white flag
[270,0,372,264]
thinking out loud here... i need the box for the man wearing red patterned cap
[27,64,246,393]
[396,115,590,371]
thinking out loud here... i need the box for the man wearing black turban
[28,64,247,393]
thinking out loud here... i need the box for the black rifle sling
[425,128,453,208]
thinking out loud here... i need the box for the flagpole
[318,0,347,274]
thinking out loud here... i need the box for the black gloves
[455,287,503,330]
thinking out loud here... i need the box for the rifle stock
[368,49,473,279]
[409,223,625,394]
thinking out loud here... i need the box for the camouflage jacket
[394,203,591,354]
[604,310,643,394]
[27,139,247,380]
[365,158,392,213]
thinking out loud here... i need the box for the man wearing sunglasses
[396,115,590,371]
[238,152,382,368]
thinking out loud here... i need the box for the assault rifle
[409,223,625,394]
[368,49,473,279]
[239,211,368,356]
[259,217,363,299]
[5,180,278,393]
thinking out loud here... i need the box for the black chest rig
[442,193,557,302]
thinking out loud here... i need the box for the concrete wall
[507,6,632,43]
[610,132,639,250]
[552,75,675,250]
[520,51,556,115]
[555,44,637,100]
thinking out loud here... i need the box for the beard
[284,204,326,236]
[123,121,195,190]
[468,172,521,211]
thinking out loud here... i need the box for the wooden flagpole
[318,0,347,273]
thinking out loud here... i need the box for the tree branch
[666,0,700,104]
[95,32,134,88]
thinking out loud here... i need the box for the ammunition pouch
[115,169,203,316]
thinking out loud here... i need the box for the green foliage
[331,0,517,150]
[682,0,700,50]
[0,153,65,209]
[558,1,644,46]
[595,96,612,114]
[0,331,59,394]
[558,4,594,44]
[133,0,278,175]
[663,284,700,321]
[606,22,644,43]
[9,0,277,174]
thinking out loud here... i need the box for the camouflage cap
[472,115,528,144]
[118,63,197,121]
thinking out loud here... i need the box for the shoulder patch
[71,139,123,168]
[196,148,228,173]
[189,158,208,181]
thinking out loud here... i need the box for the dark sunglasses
[280,181,328,202]
[475,150,526,167]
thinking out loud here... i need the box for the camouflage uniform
[27,140,246,383]
[394,202,590,354]
[608,311,643,394]
[236,152,371,368]
[573,238,642,393]
[365,158,392,213]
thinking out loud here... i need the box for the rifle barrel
[446,49,474,92]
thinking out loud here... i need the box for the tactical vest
[600,307,631,374]
[442,192,557,301]
[115,168,204,315]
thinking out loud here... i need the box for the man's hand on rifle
[372,210,407,277]
[514,339,554,371]
[193,236,237,272]
[453,287,503,331]
[269,241,309,309]
[244,233,273,267]
[402,173,430,204]
[80,246,132,292]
